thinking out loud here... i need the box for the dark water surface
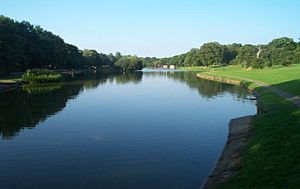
[0,71,256,189]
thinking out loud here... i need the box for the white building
[169,65,176,69]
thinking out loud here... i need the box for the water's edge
[196,73,258,189]
[200,115,254,189]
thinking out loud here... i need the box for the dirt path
[259,83,300,107]
[201,115,254,189]
[224,75,300,107]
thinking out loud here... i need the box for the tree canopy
[115,56,143,71]
[0,15,143,75]
[144,37,300,68]
[1,15,300,75]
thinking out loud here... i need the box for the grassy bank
[193,65,300,188]
[197,64,300,96]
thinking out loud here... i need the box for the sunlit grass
[198,64,300,96]
[192,64,300,188]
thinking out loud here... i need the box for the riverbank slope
[201,115,254,189]
[194,65,300,188]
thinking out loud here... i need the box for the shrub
[22,69,62,83]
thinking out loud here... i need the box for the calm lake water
[0,71,256,189]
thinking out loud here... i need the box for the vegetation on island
[22,69,63,83]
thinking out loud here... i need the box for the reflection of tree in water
[82,74,111,90]
[0,84,83,139]
[114,72,143,84]
[144,71,250,99]
[0,72,144,139]
[0,74,109,139]
[0,71,250,139]
[22,84,63,94]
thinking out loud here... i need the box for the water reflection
[0,83,82,139]
[115,72,143,84]
[144,71,251,100]
[0,71,252,139]
[0,71,256,189]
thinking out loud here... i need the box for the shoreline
[0,69,121,93]
[197,73,258,189]
[201,115,254,189]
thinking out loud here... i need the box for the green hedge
[22,69,63,83]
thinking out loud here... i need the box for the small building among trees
[169,65,176,69]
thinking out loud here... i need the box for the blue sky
[1,0,300,57]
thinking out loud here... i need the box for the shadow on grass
[220,79,300,188]
[271,79,300,97]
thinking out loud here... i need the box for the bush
[22,69,62,83]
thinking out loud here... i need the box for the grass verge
[194,65,300,188]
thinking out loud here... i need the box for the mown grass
[179,65,223,71]
[196,64,300,96]
[191,65,300,188]
[219,87,300,188]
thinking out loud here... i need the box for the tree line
[148,38,300,68]
[1,15,300,76]
[0,15,144,75]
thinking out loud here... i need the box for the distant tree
[65,44,84,69]
[227,43,242,64]
[82,49,101,68]
[235,45,258,68]
[142,57,159,67]
[107,53,117,66]
[199,42,230,66]
[115,52,122,60]
[294,44,300,64]
[183,49,202,66]
[267,37,297,66]
[114,56,143,71]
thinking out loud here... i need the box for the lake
[0,71,256,189]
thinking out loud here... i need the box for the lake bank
[0,69,120,92]
[201,115,254,189]
[196,72,257,189]
[195,66,300,188]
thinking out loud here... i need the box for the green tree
[114,56,143,71]
[267,37,297,66]
[184,49,202,66]
[235,45,258,68]
[199,42,230,66]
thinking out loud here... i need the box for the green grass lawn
[219,87,300,188]
[197,64,300,96]
[187,64,300,188]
